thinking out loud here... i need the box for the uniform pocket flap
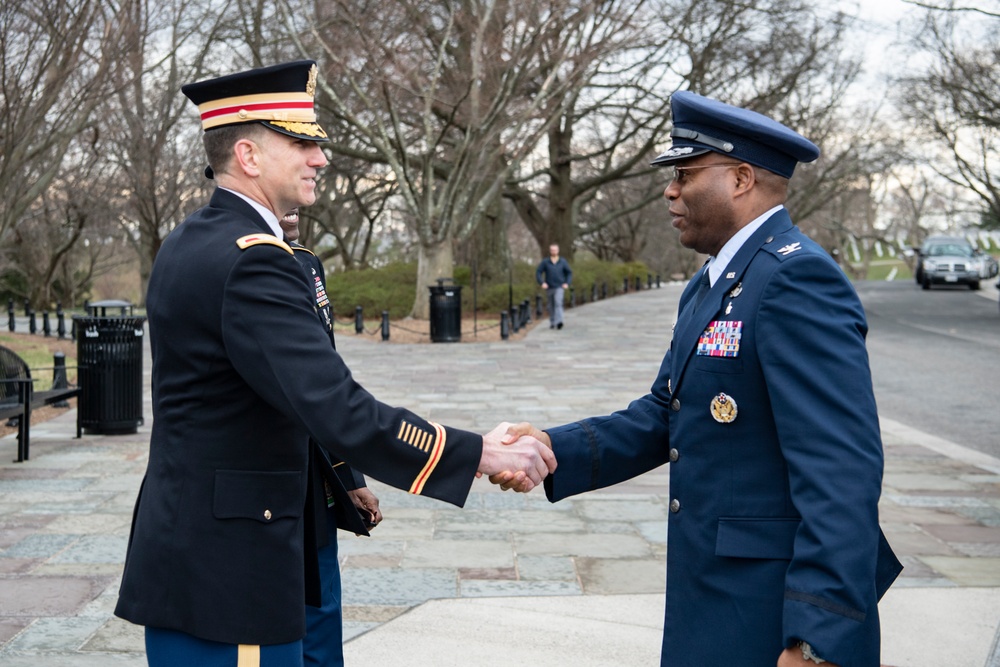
[213,469,305,522]
[715,517,799,559]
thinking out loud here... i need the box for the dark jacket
[536,256,572,287]
[544,209,900,667]
[115,189,481,645]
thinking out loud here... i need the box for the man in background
[536,243,572,329]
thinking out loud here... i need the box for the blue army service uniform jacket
[544,209,900,667]
[115,189,481,646]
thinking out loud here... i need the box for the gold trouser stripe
[237,644,260,667]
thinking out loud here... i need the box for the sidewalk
[1,285,998,666]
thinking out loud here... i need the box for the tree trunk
[411,240,454,319]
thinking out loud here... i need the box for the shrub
[325,258,651,318]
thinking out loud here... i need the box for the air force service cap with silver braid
[182,60,329,143]
[651,90,819,179]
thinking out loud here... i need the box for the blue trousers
[145,626,302,666]
[547,286,565,326]
[303,511,344,667]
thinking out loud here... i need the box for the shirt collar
[706,204,784,286]
[219,187,283,239]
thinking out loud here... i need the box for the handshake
[477,422,556,493]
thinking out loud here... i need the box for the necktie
[693,268,712,311]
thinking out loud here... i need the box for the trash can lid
[89,299,132,307]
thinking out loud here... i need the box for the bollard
[7,304,13,332]
[535,294,543,319]
[523,299,531,324]
[591,283,597,303]
[51,352,72,407]
[601,282,608,300]
[623,277,629,293]
[656,274,661,288]
[43,311,50,337]
[648,273,652,290]
[355,305,364,334]
[635,276,642,292]
[569,286,575,308]
[28,310,36,334]
[57,310,66,339]
[23,298,29,317]
[381,311,390,341]
[70,318,77,342]
[500,311,510,340]
[510,307,519,333]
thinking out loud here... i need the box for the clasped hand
[477,422,554,493]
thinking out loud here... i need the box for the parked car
[913,236,984,290]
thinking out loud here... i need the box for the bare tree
[895,6,1000,227]
[508,0,869,279]
[102,0,245,303]
[282,0,623,317]
[0,0,126,249]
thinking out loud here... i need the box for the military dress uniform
[543,91,901,667]
[114,62,482,665]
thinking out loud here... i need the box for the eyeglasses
[669,162,743,185]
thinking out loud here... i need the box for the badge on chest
[697,320,742,357]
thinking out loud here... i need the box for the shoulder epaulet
[289,242,316,257]
[236,234,294,255]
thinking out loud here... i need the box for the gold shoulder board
[236,234,294,255]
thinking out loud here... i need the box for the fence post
[23,298,30,317]
[535,294,542,318]
[51,352,71,408]
[7,300,13,332]
[656,274,662,288]
[354,306,364,334]
[601,282,608,300]
[500,311,510,340]
[380,311,390,341]
[57,302,66,339]
[635,276,642,292]
[42,311,51,337]
[28,309,36,334]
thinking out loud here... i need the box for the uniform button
[671,398,681,412]
[669,448,679,462]
[263,509,272,521]
[669,499,681,513]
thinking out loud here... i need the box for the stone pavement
[1,285,999,666]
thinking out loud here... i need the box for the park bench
[0,344,81,462]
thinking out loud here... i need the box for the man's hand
[487,422,553,492]
[777,646,840,667]
[541,282,549,289]
[347,487,382,528]
[478,422,556,492]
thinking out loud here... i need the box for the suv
[914,236,983,290]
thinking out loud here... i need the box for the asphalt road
[856,279,1000,459]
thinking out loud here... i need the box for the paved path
[1,285,999,666]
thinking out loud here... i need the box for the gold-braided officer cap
[182,60,329,143]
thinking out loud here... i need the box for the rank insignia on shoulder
[777,242,802,256]
[710,392,738,424]
[236,234,294,255]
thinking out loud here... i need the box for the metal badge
[710,392,738,423]
[728,282,742,298]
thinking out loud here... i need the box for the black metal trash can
[428,278,461,343]
[74,308,146,435]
